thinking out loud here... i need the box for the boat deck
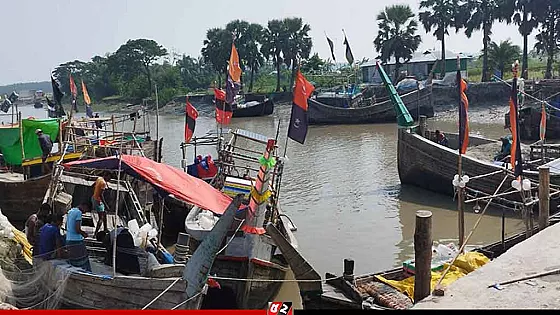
[543,158,560,175]
[414,222,560,309]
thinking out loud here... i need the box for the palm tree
[201,28,231,87]
[509,0,539,79]
[487,39,521,79]
[244,23,265,92]
[261,19,286,92]
[533,1,560,79]
[281,17,312,89]
[419,0,460,78]
[457,0,511,82]
[374,4,422,80]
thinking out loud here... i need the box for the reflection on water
[5,104,525,298]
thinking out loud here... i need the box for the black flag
[343,34,354,65]
[49,76,66,118]
[326,35,336,61]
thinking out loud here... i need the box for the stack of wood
[357,281,413,310]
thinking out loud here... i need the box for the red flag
[540,102,547,142]
[287,70,315,144]
[69,74,78,99]
[458,76,469,155]
[185,98,198,143]
[213,88,226,101]
[509,61,523,177]
[214,88,231,125]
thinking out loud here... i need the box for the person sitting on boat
[36,213,65,262]
[65,201,91,272]
[494,136,512,162]
[26,203,52,261]
[435,130,448,147]
[93,171,111,237]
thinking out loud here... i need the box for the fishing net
[0,209,71,310]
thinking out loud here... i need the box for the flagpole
[456,56,465,249]
[155,83,159,144]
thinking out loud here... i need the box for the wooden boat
[504,105,560,141]
[308,86,434,125]
[232,96,274,118]
[298,212,560,309]
[397,126,560,212]
[181,128,299,309]
[33,163,241,310]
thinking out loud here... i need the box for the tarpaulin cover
[0,119,59,165]
[63,155,232,215]
[375,251,490,302]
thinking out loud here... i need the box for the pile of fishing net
[0,209,71,309]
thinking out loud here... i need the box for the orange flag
[69,74,78,99]
[228,43,241,83]
[81,80,91,105]
[540,102,547,142]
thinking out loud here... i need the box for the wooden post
[418,115,427,137]
[414,210,432,304]
[539,166,550,231]
[18,112,25,161]
[111,115,116,133]
[343,258,355,282]
[457,157,465,249]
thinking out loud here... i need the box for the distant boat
[33,101,44,108]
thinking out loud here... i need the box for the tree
[301,53,326,73]
[244,23,265,92]
[177,55,215,91]
[374,5,422,80]
[109,39,167,96]
[261,19,286,92]
[533,1,560,79]
[457,0,510,82]
[281,17,312,89]
[419,0,460,77]
[509,0,539,79]
[201,28,231,87]
[486,39,521,78]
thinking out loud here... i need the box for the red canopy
[64,155,232,215]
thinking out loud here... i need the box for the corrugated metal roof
[360,50,473,68]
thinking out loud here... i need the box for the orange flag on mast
[540,102,547,142]
[81,80,91,105]
[69,74,78,99]
[228,43,241,83]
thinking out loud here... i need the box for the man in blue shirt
[66,202,91,272]
[37,213,65,261]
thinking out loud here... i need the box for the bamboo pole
[414,210,432,303]
[433,174,509,296]
[18,112,25,162]
[112,116,126,277]
[539,166,550,231]
[155,84,159,144]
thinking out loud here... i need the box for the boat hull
[0,173,51,228]
[308,88,433,125]
[232,99,274,118]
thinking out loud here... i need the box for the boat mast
[456,56,465,249]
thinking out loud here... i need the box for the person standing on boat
[35,129,53,174]
[65,201,91,272]
[36,213,65,262]
[92,171,111,237]
[435,130,448,147]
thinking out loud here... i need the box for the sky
[0,0,538,85]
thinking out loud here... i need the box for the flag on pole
[287,70,315,144]
[540,102,547,142]
[69,74,78,99]
[213,88,226,101]
[81,80,91,105]
[326,34,336,61]
[185,97,198,143]
[457,62,469,155]
[49,76,66,118]
[509,61,523,178]
[225,42,242,105]
[343,32,354,65]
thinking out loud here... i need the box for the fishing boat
[308,83,433,125]
[299,212,560,310]
[232,95,274,118]
[30,157,241,310]
[504,104,560,141]
[180,128,299,309]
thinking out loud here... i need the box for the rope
[141,277,181,310]
[216,219,245,256]
[170,290,204,310]
[207,274,342,283]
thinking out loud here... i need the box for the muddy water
[5,103,525,308]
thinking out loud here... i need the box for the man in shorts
[93,171,111,237]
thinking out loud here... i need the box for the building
[360,50,473,84]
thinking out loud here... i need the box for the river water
[4,103,525,307]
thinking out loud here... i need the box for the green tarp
[0,119,59,165]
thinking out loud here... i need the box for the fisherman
[494,135,512,162]
[65,201,91,271]
[93,171,111,237]
[36,129,53,174]
[94,113,103,129]
[435,130,449,147]
[26,203,52,261]
[36,213,65,262]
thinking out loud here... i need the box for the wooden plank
[22,152,83,167]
